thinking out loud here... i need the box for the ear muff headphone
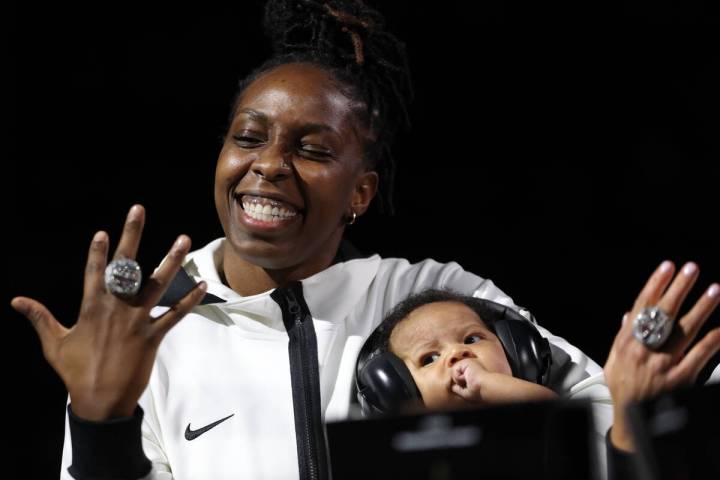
[355,298,552,415]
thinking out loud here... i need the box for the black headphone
[355,298,553,415]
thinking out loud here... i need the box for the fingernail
[174,236,187,250]
[622,313,628,326]
[198,281,207,292]
[682,262,698,276]
[128,205,141,219]
[93,231,107,243]
[659,261,673,273]
[708,284,720,298]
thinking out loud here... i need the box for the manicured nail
[198,281,207,292]
[622,313,628,326]
[174,236,187,250]
[128,205,142,219]
[659,261,673,273]
[708,284,720,298]
[682,262,697,276]
[93,231,107,243]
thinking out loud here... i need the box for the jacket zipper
[272,283,328,480]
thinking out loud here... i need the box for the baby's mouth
[237,194,300,222]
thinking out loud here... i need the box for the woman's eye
[464,335,482,345]
[299,144,332,159]
[232,134,264,147]
[420,353,440,366]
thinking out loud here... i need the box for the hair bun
[263,0,383,66]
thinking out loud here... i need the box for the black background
[8,1,720,477]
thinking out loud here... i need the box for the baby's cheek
[483,346,513,376]
[415,375,450,410]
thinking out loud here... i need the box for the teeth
[240,195,298,222]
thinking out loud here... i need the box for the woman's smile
[234,192,302,233]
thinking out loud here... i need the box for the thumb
[11,297,67,361]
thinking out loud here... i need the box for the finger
[137,235,191,307]
[150,282,207,340]
[666,326,720,388]
[83,231,110,298]
[632,261,675,313]
[113,205,145,260]
[11,297,67,360]
[657,262,699,319]
[450,383,473,400]
[671,283,720,353]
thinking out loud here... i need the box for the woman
[10,1,718,479]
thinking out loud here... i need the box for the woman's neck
[219,242,338,296]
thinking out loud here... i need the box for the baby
[357,289,558,413]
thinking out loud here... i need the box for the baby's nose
[448,348,476,366]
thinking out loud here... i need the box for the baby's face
[389,301,512,410]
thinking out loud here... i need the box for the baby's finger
[632,261,675,313]
[138,235,191,307]
[11,297,67,361]
[666,326,720,387]
[82,231,109,298]
[657,262,699,320]
[450,383,473,400]
[149,282,207,341]
[112,205,145,261]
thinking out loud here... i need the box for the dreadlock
[228,0,413,214]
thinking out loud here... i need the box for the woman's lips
[233,194,302,229]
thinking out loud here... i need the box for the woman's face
[215,62,377,271]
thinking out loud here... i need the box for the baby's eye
[420,353,440,366]
[464,335,482,345]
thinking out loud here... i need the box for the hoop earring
[346,211,357,225]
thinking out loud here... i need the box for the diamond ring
[632,306,674,349]
[104,257,142,298]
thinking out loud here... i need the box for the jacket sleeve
[606,428,637,480]
[60,391,173,480]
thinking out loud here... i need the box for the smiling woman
[216,63,379,287]
[14,1,694,479]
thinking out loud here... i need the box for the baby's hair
[228,0,413,214]
[370,289,501,355]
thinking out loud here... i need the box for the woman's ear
[349,170,379,217]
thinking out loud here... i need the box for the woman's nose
[252,144,292,181]
[447,347,476,366]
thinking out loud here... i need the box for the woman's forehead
[235,63,355,123]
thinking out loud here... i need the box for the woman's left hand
[603,261,720,451]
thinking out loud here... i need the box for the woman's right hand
[11,205,207,421]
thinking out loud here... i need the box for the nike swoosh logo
[185,414,234,441]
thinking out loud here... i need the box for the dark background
[8,1,720,477]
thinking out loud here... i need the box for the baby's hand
[450,359,558,405]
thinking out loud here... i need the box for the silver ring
[104,257,142,298]
[632,306,674,349]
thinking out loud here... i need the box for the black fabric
[157,267,225,307]
[606,427,638,480]
[67,404,151,480]
[271,282,329,480]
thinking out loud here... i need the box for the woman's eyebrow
[236,108,268,123]
[236,108,341,139]
[301,122,341,138]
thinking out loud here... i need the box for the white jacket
[61,237,614,480]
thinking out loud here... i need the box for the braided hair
[229,0,413,214]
